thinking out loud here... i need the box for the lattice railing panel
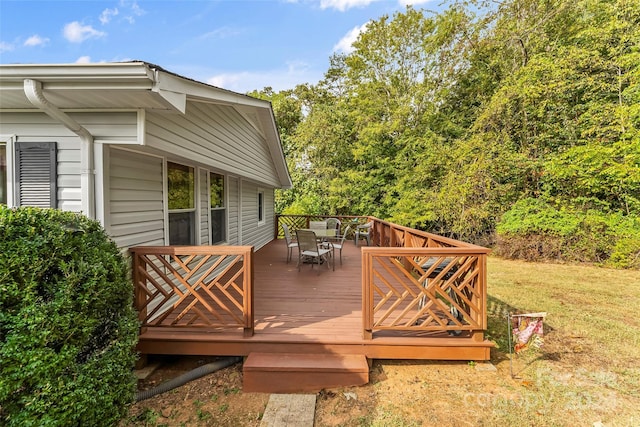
[131,246,254,334]
[362,248,488,337]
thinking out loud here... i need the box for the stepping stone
[260,393,316,427]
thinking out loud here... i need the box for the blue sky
[0,0,440,93]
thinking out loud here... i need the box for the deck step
[243,352,369,393]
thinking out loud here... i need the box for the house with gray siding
[0,62,291,251]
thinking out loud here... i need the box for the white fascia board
[0,63,155,88]
[155,88,187,114]
[153,69,270,109]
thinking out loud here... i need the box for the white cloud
[120,0,146,24]
[320,0,377,11]
[333,23,368,54]
[99,8,119,25]
[75,56,92,64]
[206,61,322,93]
[0,41,15,53]
[24,35,50,47]
[63,21,107,43]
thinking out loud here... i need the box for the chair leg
[332,249,335,271]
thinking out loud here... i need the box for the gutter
[23,79,95,219]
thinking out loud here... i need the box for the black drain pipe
[136,356,242,402]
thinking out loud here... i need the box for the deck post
[244,247,255,337]
[131,249,147,327]
[362,248,373,340]
[471,330,484,342]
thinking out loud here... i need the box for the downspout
[23,79,95,219]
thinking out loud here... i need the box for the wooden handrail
[130,245,255,337]
[275,214,369,238]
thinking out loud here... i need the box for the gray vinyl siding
[145,102,281,188]
[55,140,81,212]
[109,148,165,249]
[0,111,137,212]
[0,111,137,143]
[199,168,209,245]
[227,176,239,245]
[0,134,81,211]
[241,180,274,250]
[263,189,275,246]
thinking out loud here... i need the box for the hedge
[0,206,139,426]
[495,198,640,268]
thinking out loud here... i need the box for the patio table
[300,228,337,238]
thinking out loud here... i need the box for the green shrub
[0,206,139,426]
[495,198,640,267]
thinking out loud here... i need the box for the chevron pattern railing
[130,245,254,337]
[362,248,488,339]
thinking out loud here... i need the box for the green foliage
[497,198,581,237]
[0,206,139,426]
[264,0,639,266]
[496,198,640,267]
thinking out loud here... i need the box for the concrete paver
[260,393,316,427]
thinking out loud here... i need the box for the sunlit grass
[487,257,640,361]
[483,256,640,425]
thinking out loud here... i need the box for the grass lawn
[480,256,640,426]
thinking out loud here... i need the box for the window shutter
[15,141,57,208]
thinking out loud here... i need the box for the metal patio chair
[282,223,298,263]
[330,225,350,265]
[296,229,334,273]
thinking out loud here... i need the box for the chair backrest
[282,223,294,244]
[326,218,341,232]
[296,229,320,253]
[358,221,373,233]
[339,225,351,244]
[309,221,327,231]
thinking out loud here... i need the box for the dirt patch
[121,326,639,426]
[123,354,510,427]
[124,355,268,426]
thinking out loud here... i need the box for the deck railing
[361,246,488,340]
[276,214,369,239]
[130,245,254,337]
[276,215,490,340]
[131,217,488,342]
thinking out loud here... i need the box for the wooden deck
[137,239,493,361]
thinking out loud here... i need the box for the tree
[258,0,640,263]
